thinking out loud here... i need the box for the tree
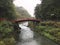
[16,7,31,19]
[0,0,19,44]
[34,4,41,19]
[35,0,60,21]
[0,0,17,20]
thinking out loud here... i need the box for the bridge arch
[12,18,41,31]
[13,18,40,23]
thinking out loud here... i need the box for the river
[16,22,59,45]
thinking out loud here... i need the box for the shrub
[0,41,5,45]
[3,37,16,45]
[0,20,14,39]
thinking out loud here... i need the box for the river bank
[34,32,59,45]
[33,21,60,45]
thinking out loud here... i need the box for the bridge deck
[13,18,40,23]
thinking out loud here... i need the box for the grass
[34,21,60,44]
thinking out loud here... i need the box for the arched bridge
[13,18,40,23]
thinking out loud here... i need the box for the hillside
[16,7,32,19]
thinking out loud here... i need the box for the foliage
[0,37,16,45]
[0,0,20,45]
[34,4,41,19]
[34,21,60,44]
[0,41,5,45]
[41,21,60,28]
[16,7,31,19]
[0,20,14,34]
[34,0,60,44]
[0,0,17,20]
[0,20,16,45]
[34,0,60,21]
[3,37,16,45]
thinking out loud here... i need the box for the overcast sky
[13,0,41,17]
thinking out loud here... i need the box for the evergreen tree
[0,0,16,20]
[35,0,60,21]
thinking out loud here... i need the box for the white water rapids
[17,22,39,45]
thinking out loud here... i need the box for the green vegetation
[34,21,60,44]
[0,37,16,45]
[0,0,32,45]
[34,0,60,44]
[16,7,31,19]
[35,0,60,21]
[0,20,16,45]
[0,20,13,34]
[0,0,60,45]
[0,0,17,20]
[0,0,19,45]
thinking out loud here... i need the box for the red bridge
[13,18,40,23]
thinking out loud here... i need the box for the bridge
[13,18,40,23]
[0,18,41,23]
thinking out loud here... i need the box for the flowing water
[16,22,59,45]
[17,22,39,45]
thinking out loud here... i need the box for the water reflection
[17,22,39,45]
[16,22,58,45]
